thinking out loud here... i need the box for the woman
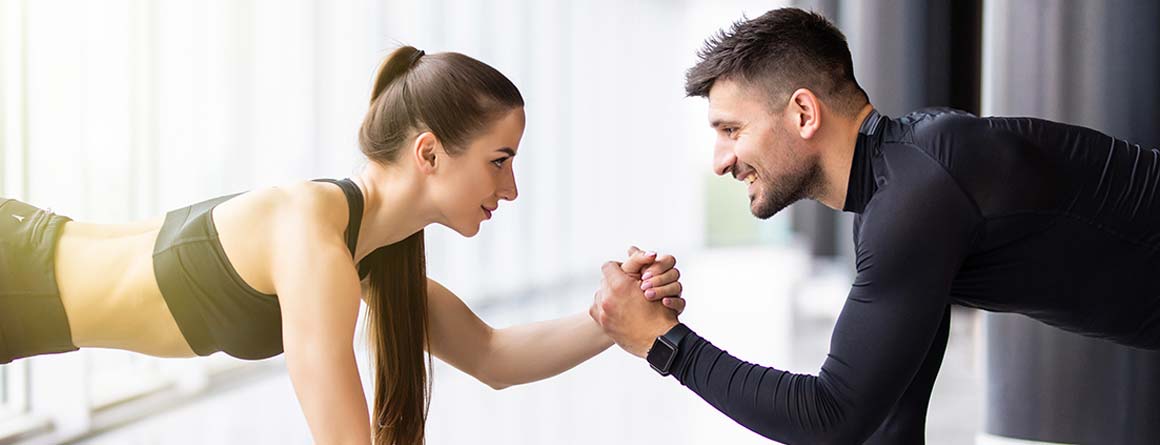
[0,46,685,444]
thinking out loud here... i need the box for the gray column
[982,1,1160,444]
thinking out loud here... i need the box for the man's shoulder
[898,107,976,125]
[877,108,1001,193]
[890,107,982,145]
[863,131,984,228]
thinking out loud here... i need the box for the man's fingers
[621,250,657,274]
[602,261,624,276]
[663,297,686,315]
[590,290,607,325]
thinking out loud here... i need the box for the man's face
[707,79,820,219]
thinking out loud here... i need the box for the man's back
[851,109,1160,348]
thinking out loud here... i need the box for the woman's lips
[482,206,492,220]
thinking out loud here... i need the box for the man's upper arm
[669,148,982,443]
[825,147,981,431]
[864,307,952,444]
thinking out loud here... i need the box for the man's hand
[590,249,681,358]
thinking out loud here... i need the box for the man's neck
[815,103,875,210]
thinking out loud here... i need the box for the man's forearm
[668,328,880,444]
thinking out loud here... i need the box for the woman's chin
[450,221,482,238]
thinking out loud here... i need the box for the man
[590,7,1160,444]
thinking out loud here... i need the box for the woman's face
[431,107,525,237]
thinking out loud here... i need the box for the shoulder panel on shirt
[856,140,985,262]
[899,110,1073,219]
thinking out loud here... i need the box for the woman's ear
[789,88,822,140]
[411,132,440,174]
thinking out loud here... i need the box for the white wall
[0,0,793,441]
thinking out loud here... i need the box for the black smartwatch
[647,323,691,376]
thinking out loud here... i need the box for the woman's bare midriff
[50,183,343,359]
[54,218,200,357]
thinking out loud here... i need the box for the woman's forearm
[477,312,613,389]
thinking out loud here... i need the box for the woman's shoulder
[210,179,355,295]
[216,179,350,245]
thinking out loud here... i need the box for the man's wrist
[645,322,692,376]
[639,320,680,358]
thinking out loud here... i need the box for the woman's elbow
[470,363,515,390]
[485,380,513,391]
[475,371,514,390]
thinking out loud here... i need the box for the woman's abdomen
[55,221,198,357]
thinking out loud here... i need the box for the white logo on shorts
[11,214,24,222]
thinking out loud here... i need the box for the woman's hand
[621,246,685,314]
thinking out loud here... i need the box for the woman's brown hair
[357,46,523,445]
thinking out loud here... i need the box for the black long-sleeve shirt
[669,109,1160,444]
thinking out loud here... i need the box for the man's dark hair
[685,8,868,116]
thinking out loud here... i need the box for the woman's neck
[349,163,437,261]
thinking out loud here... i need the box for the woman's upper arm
[426,278,495,378]
[273,227,370,443]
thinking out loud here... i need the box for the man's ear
[411,131,440,174]
[789,88,821,140]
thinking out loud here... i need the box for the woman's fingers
[643,281,683,300]
[621,249,657,275]
[641,267,680,291]
[641,254,676,281]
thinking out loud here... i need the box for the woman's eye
[491,158,506,168]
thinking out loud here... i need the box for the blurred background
[2,0,1158,444]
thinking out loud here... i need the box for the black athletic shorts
[0,198,77,365]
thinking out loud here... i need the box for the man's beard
[750,156,822,220]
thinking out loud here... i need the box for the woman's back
[54,180,353,358]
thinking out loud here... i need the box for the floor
[70,247,984,445]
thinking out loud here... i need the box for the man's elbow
[758,412,881,445]
[806,418,881,445]
[776,428,875,445]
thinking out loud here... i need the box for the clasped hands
[589,246,683,358]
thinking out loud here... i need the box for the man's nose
[713,144,737,177]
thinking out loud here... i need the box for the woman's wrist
[581,311,616,348]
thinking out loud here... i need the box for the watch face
[648,338,677,373]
